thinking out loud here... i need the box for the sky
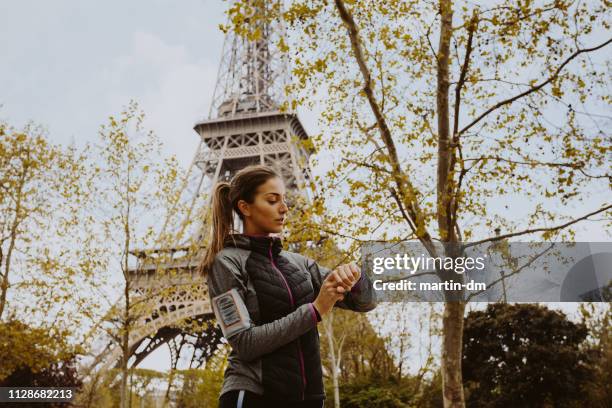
[0,0,321,168]
[1,0,609,376]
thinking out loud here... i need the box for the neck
[242,227,273,237]
[243,221,276,237]
[243,232,273,237]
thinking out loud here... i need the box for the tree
[462,303,594,407]
[0,120,105,404]
[579,303,612,407]
[0,121,102,328]
[75,368,115,408]
[321,310,344,408]
[175,345,229,408]
[224,1,611,406]
[0,320,77,382]
[89,100,187,408]
[319,308,398,407]
[127,368,167,408]
[335,370,444,407]
[0,320,83,408]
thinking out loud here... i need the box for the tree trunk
[120,297,130,408]
[441,301,466,408]
[164,369,176,408]
[436,1,466,407]
[436,0,454,243]
[120,162,132,408]
[0,170,26,320]
[325,312,341,408]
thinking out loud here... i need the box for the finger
[325,284,344,295]
[323,272,336,283]
[329,270,351,291]
[322,277,344,291]
[348,264,361,284]
[337,266,353,288]
[324,284,339,294]
[349,263,361,281]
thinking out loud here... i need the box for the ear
[236,199,251,217]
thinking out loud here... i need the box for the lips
[275,218,285,223]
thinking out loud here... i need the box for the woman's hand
[329,263,361,292]
[313,273,346,317]
[313,263,361,317]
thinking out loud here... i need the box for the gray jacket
[207,234,376,401]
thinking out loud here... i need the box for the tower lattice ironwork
[85,0,316,382]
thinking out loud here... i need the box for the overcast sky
[0,0,275,167]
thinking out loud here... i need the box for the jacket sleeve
[207,253,319,362]
[305,257,377,312]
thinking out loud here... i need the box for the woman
[201,165,376,408]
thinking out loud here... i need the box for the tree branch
[457,38,612,137]
[466,243,555,301]
[464,155,611,180]
[464,204,612,248]
[452,12,477,140]
[343,157,392,174]
[334,0,431,244]
[390,188,417,235]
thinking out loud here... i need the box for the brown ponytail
[199,164,281,275]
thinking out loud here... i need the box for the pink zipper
[268,242,307,400]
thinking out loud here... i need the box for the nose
[279,200,288,214]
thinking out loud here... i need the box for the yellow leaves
[0,319,77,381]
[278,36,289,53]
[314,58,327,73]
[247,27,262,41]
[349,180,367,193]
[551,83,563,98]
[541,229,555,240]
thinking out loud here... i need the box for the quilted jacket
[207,233,376,402]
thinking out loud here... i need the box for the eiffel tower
[86,0,316,380]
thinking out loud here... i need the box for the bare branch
[464,204,612,248]
[425,25,438,62]
[466,243,555,301]
[447,13,477,245]
[464,155,611,180]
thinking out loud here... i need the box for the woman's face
[238,177,288,235]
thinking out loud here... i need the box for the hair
[199,164,282,275]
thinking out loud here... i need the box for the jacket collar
[224,233,283,258]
